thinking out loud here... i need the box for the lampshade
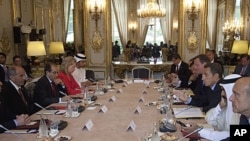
[49,42,65,54]
[231,40,249,54]
[27,41,46,56]
[248,44,250,55]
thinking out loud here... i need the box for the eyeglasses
[51,71,58,74]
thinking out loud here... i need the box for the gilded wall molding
[0,29,11,54]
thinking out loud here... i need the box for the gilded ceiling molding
[0,29,11,54]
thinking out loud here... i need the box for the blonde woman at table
[58,56,81,95]
[181,74,241,141]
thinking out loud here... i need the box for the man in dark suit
[167,53,191,88]
[33,62,67,111]
[233,54,250,77]
[0,52,8,83]
[175,63,223,113]
[221,77,250,141]
[1,66,34,115]
[206,49,224,73]
[0,81,30,133]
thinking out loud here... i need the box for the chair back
[86,69,96,82]
[132,66,151,79]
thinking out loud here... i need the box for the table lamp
[49,42,65,64]
[248,44,250,55]
[49,42,65,54]
[27,41,46,74]
[231,40,249,54]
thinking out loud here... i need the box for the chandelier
[137,0,166,18]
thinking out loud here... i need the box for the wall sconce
[231,40,249,54]
[89,0,104,31]
[128,22,137,37]
[173,21,178,32]
[186,0,200,31]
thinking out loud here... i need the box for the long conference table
[0,81,208,141]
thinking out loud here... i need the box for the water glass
[49,121,58,136]
[72,102,79,117]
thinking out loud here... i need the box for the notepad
[36,110,58,115]
[173,107,205,119]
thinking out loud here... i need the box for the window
[66,0,74,42]
[144,19,164,45]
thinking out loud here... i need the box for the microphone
[0,124,24,141]
[177,126,203,141]
[34,102,47,111]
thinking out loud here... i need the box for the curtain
[242,0,250,40]
[112,0,128,49]
[64,0,71,42]
[136,0,149,48]
[206,0,218,49]
[159,0,173,44]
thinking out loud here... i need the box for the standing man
[72,53,92,87]
[0,52,8,83]
[175,63,223,112]
[112,41,121,61]
[33,62,67,109]
[233,54,250,77]
[1,66,33,115]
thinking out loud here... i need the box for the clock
[187,32,198,51]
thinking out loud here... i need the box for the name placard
[98,105,108,113]
[139,96,145,102]
[126,120,136,132]
[117,88,123,93]
[109,95,117,102]
[82,119,94,131]
[141,89,148,94]
[134,106,142,114]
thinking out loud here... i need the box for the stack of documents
[173,107,205,119]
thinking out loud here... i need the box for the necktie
[51,82,57,96]
[3,65,8,82]
[175,65,179,73]
[18,88,27,106]
[240,66,246,75]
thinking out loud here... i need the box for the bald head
[230,77,250,117]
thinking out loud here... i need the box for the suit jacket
[233,63,250,77]
[1,82,33,115]
[170,61,191,88]
[0,65,5,83]
[189,79,222,113]
[34,75,66,109]
[0,99,16,133]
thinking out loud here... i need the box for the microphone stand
[0,124,25,141]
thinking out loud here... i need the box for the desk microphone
[177,126,203,141]
[0,124,24,141]
[34,102,47,111]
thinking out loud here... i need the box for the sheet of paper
[173,107,205,119]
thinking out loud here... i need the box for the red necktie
[51,82,57,96]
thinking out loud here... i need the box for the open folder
[173,107,205,119]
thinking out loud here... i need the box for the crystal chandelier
[137,0,166,18]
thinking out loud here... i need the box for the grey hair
[7,66,18,78]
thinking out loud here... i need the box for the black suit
[189,79,222,113]
[1,82,33,115]
[34,75,66,110]
[0,99,16,133]
[233,63,250,77]
[170,61,191,88]
[0,65,5,83]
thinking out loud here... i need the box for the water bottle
[65,100,72,117]
[151,122,161,141]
